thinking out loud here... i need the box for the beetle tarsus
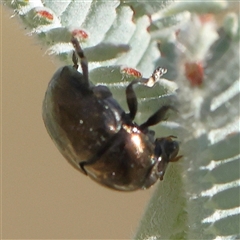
[125,67,168,121]
[152,67,167,82]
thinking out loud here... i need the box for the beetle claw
[79,162,88,175]
[170,155,183,162]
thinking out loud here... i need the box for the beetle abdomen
[43,66,124,172]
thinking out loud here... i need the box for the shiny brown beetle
[42,37,181,191]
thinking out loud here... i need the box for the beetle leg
[139,105,175,130]
[79,133,121,175]
[126,78,141,120]
[71,37,89,88]
[72,51,79,70]
[126,67,167,120]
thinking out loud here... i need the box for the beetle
[42,37,181,191]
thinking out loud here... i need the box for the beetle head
[154,136,180,180]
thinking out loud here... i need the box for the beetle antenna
[71,37,89,86]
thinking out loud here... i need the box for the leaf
[134,9,240,239]
[5,1,173,116]
[4,1,240,239]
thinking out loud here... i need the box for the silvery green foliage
[134,7,240,240]
[4,1,240,239]
[4,0,178,119]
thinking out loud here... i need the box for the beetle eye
[167,141,179,160]
[155,137,179,161]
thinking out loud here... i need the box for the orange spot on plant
[37,10,54,21]
[72,29,88,41]
[185,62,204,87]
[175,29,181,37]
[199,14,214,25]
[121,67,142,78]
